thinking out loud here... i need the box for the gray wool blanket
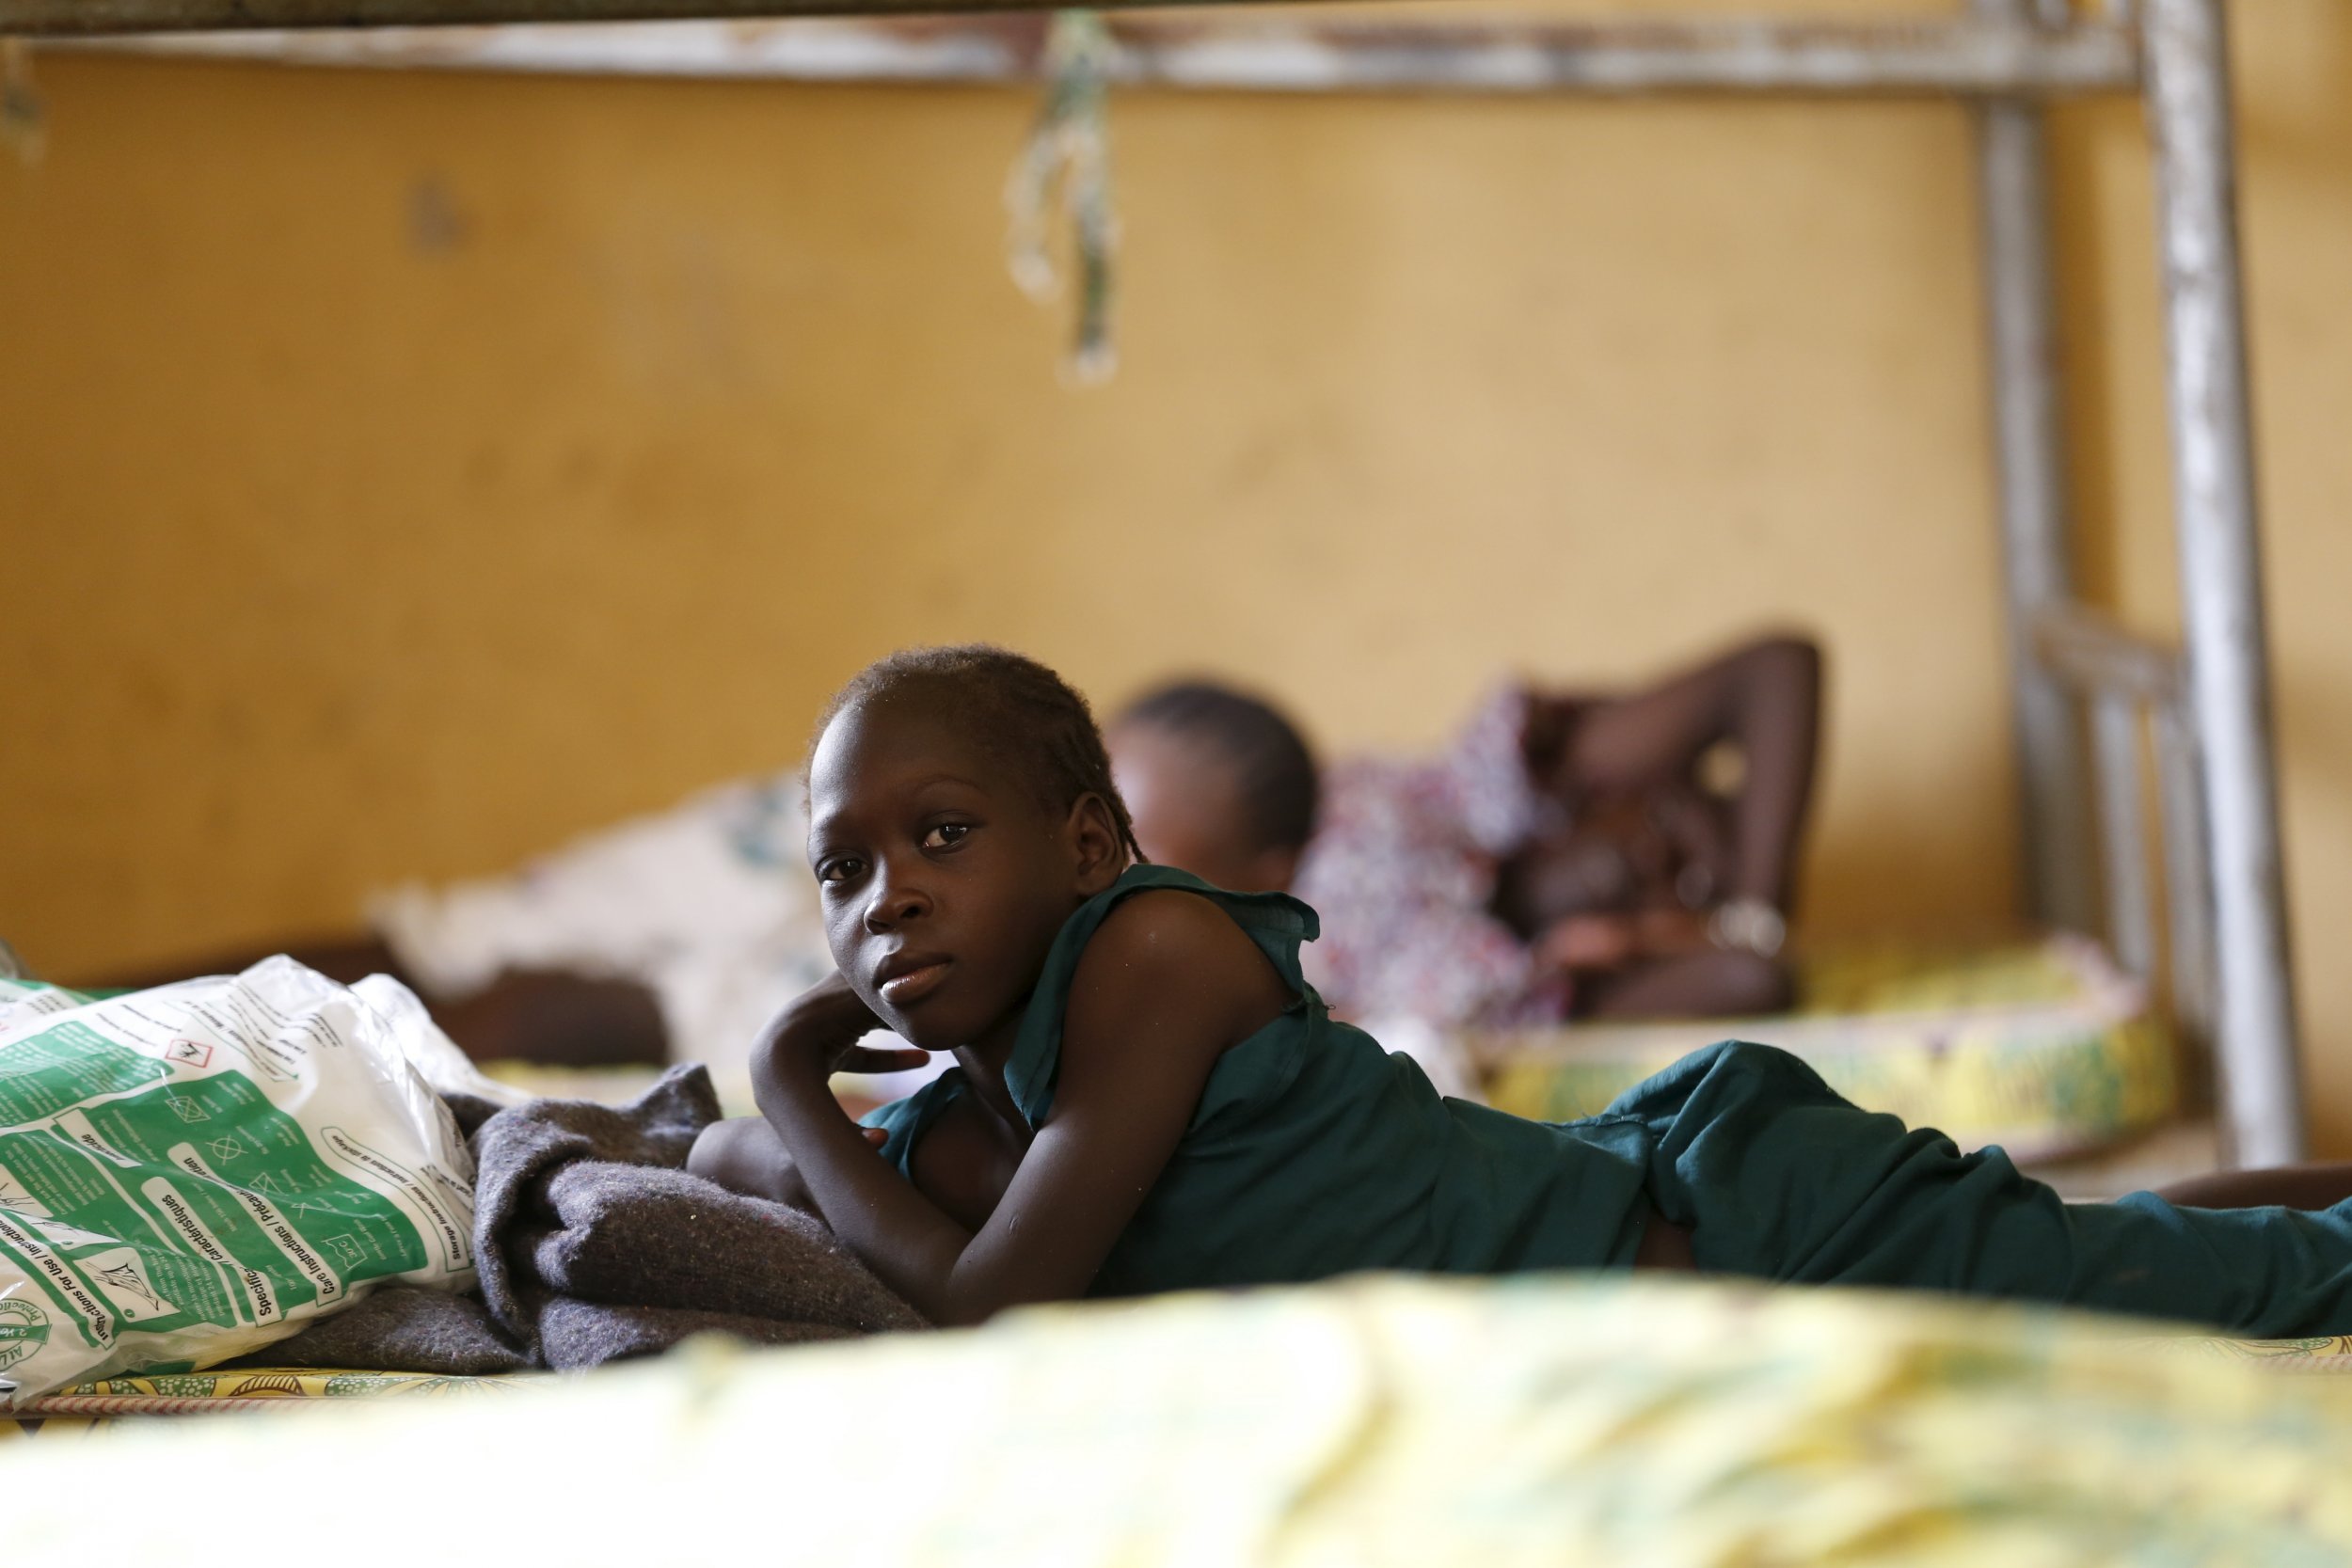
[240,1066,925,1375]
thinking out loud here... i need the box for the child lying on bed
[1105,635,1820,1028]
[691,644,2352,1333]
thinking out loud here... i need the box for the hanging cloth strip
[2,40,42,166]
[1005,11,1119,385]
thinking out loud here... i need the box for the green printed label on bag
[0,1297,51,1371]
[0,1068,432,1349]
[0,1212,121,1348]
[0,1023,169,1124]
[0,963,483,1406]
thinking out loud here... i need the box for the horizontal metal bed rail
[46,13,2145,95]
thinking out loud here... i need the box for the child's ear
[1065,792,1127,894]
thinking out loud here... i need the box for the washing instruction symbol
[91,1260,167,1316]
[324,1234,366,1267]
[167,1097,212,1124]
[246,1171,288,1199]
[167,1039,214,1069]
[0,1298,49,1372]
[204,1135,246,1164]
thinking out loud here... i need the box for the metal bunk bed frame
[4,0,2299,1164]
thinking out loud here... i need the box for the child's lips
[878,959,951,1007]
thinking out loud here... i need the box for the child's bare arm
[688,1115,896,1213]
[753,891,1288,1325]
[907,1094,1026,1232]
[1554,634,1822,911]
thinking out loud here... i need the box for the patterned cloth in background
[1293,687,1568,1029]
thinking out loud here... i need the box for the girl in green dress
[691,645,2352,1334]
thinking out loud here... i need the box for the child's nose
[864,866,931,930]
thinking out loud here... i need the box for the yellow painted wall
[1,4,2348,1145]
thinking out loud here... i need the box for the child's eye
[921,823,971,851]
[816,856,866,886]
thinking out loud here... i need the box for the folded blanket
[246,1066,924,1374]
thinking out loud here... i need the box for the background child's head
[805,645,1138,1048]
[1107,680,1319,895]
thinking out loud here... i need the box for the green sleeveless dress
[866,866,2352,1335]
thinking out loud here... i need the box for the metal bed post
[2142,0,2303,1165]
[1971,0,2096,937]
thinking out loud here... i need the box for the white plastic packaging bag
[0,958,486,1407]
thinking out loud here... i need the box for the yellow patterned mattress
[1477,937,2178,1161]
[10,1275,2352,1563]
[0,1365,536,1442]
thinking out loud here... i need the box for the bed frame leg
[2144,0,2303,1165]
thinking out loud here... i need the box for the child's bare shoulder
[1068,887,1291,1039]
[1093,886,1249,952]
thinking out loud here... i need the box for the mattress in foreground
[9,1274,2352,1564]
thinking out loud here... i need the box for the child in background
[1105,635,1821,1029]
[1107,682,1321,900]
[691,643,2352,1335]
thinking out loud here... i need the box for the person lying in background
[1107,633,1822,1029]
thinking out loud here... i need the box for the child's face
[1107,722,1298,895]
[807,696,1122,1053]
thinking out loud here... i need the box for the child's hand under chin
[754,971,932,1089]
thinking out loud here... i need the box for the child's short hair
[816,644,1144,860]
[1116,680,1320,854]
